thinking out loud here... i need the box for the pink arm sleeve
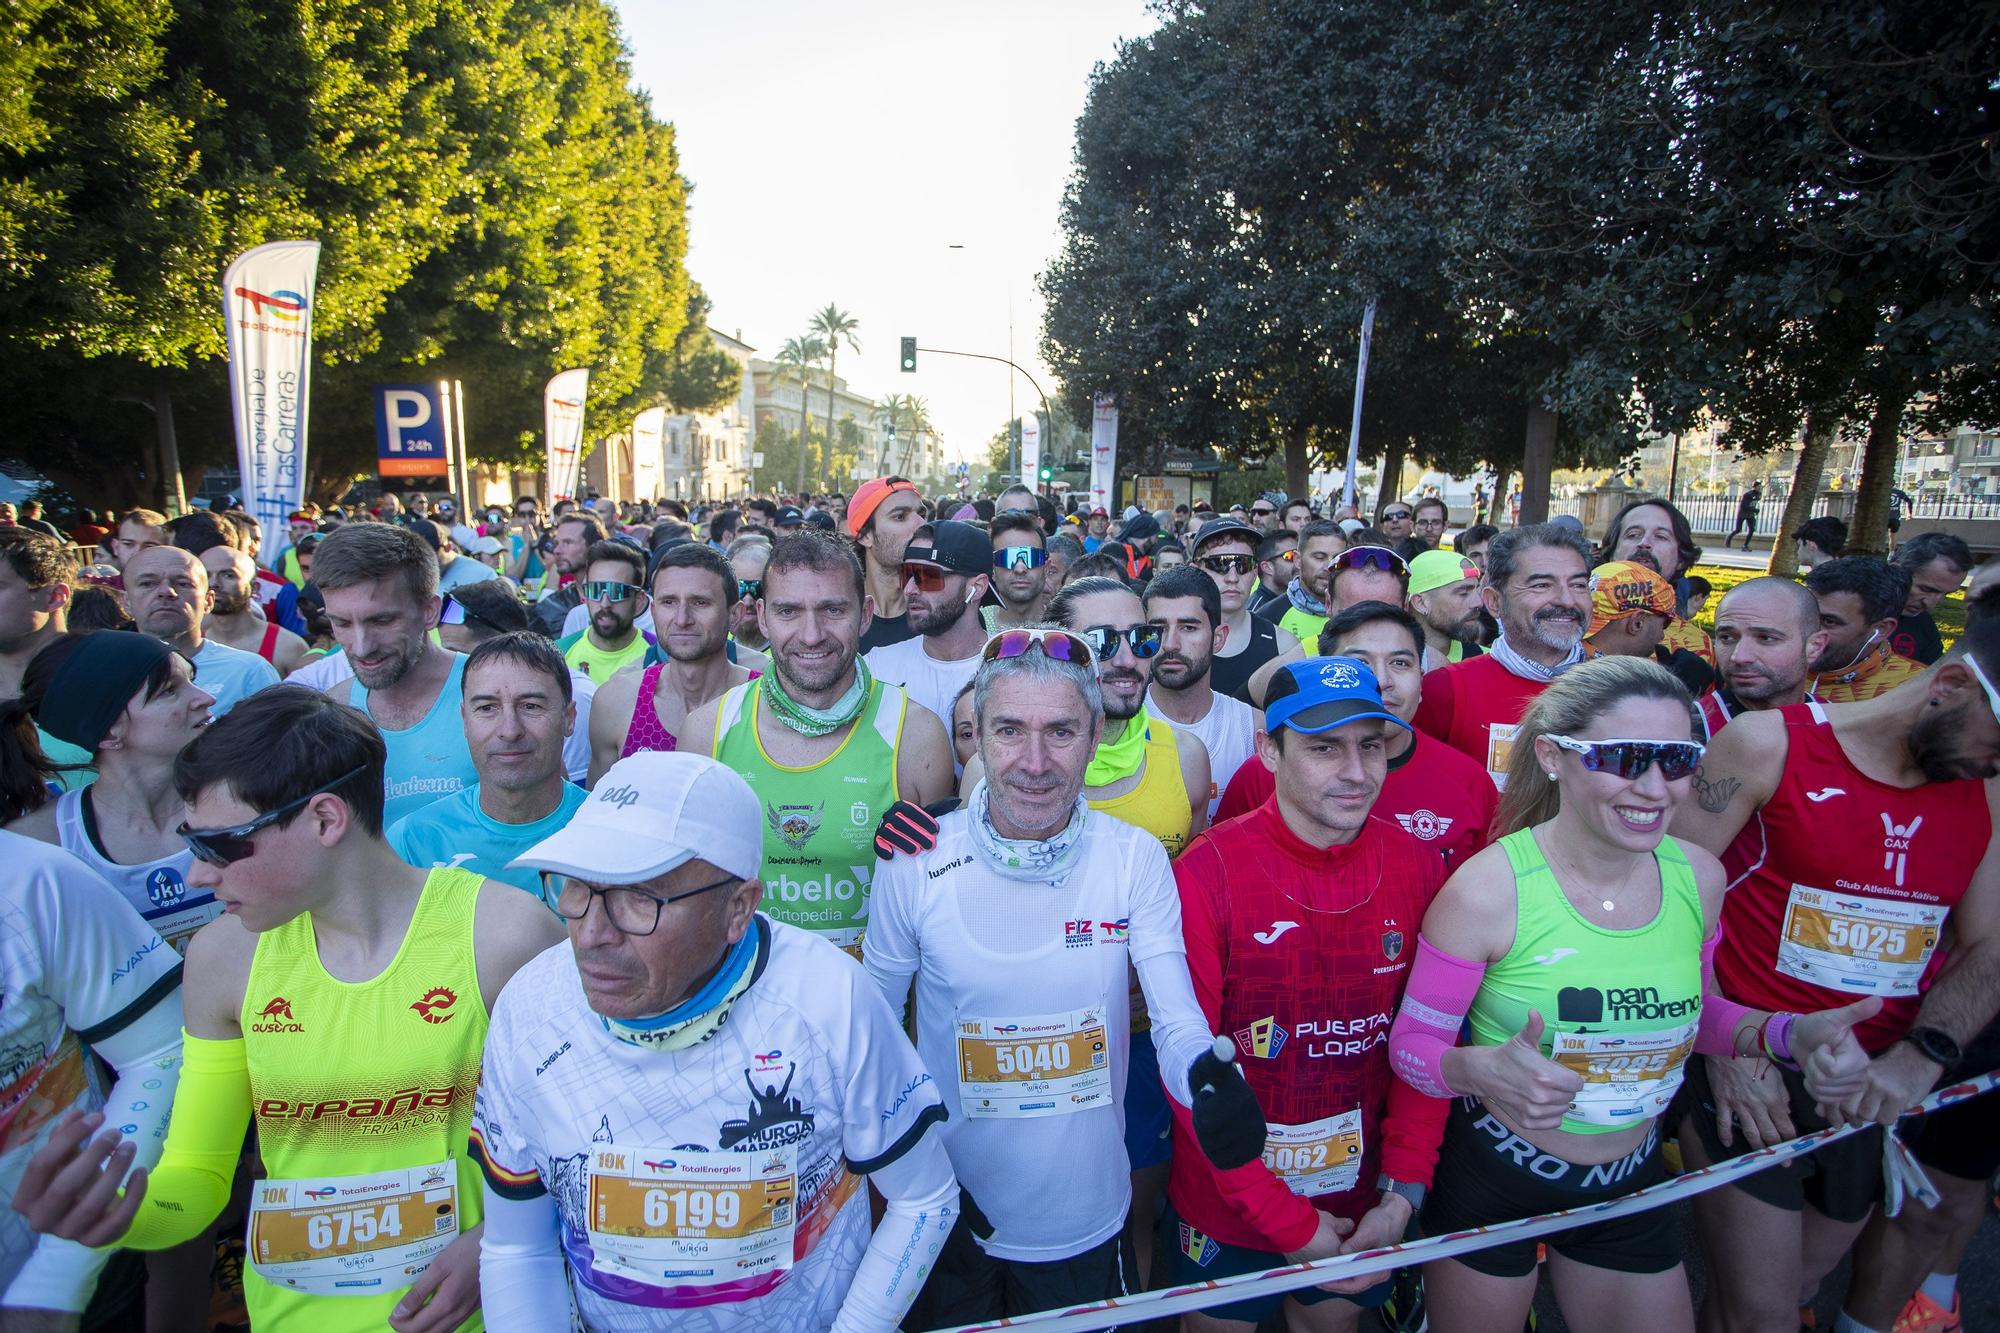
[1696,927,1757,1056]
[1388,935,1486,1099]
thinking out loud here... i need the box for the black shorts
[1163,1205,1391,1323]
[1678,1055,1883,1223]
[1906,1021,2000,1183]
[905,1206,1137,1331]
[1420,1097,1678,1278]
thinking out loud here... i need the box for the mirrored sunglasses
[1082,623,1163,660]
[993,546,1048,571]
[982,627,1095,667]
[580,580,641,603]
[1332,546,1408,576]
[1199,554,1256,576]
[1545,735,1704,782]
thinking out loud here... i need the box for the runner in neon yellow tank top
[1386,657,1877,1333]
[680,532,953,959]
[18,689,561,1332]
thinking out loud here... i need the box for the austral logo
[233,287,307,322]
[252,997,304,1033]
[411,987,459,1025]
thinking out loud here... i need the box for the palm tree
[771,334,825,493]
[903,396,936,479]
[809,304,861,489]
[873,393,914,473]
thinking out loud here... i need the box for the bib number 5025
[1824,919,1907,955]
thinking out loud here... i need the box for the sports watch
[1375,1174,1426,1212]
[1900,1026,1962,1069]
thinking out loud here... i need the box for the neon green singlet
[712,677,906,957]
[240,867,488,1329]
[1468,829,1705,1134]
[1088,715,1191,1031]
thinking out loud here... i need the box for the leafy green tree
[662,284,742,415]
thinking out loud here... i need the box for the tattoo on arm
[1692,765,1740,814]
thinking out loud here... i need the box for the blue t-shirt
[385,781,588,897]
[349,650,479,825]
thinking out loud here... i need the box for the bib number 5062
[643,1188,740,1232]
[305,1204,402,1251]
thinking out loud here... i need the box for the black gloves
[873,799,961,860]
[1189,1037,1267,1171]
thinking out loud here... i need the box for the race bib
[1261,1110,1363,1197]
[1778,886,1945,996]
[1486,724,1519,790]
[587,1146,796,1290]
[247,1161,459,1297]
[957,1007,1111,1119]
[1550,1021,1697,1126]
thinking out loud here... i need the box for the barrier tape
[943,1071,2000,1332]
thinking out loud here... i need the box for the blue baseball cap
[1264,657,1411,736]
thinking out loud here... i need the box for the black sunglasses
[179,765,370,866]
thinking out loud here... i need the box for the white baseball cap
[511,752,763,884]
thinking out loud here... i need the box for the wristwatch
[1375,1174,1426,1212]
[1901,1026,1962,1069]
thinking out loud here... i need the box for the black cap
[774,505,805,527]
[805,510,836,532]
[1189,517,1262,554]
[902,520,991,576]
[407,518,444,551]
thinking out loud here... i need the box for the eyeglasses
[1198,554,1256,576]
[580,580,641,603]
[541,870,743,936]
[1080,623,1162,661]
[178,765,370,866]
[982,627,1096,668]
[900,563,958,593]
[1414,513,1446,529]
[737,578,763,602]
[1380,509,1415,523]
[993,546,1048,571]
[1544,735,1705,782]
[1963,653,2000,725]
[1331,546,1409,576]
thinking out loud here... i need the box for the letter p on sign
[374,383,451,477]
[382,390,432,451]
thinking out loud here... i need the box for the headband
[36,631,176,753]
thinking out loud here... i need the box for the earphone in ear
[965,586,980,605]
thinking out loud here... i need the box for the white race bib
[1777,886,1944,996]
[247,1161,459,1297]
[587,1145,796,1291]
[1550,1021,1697,1126]
[1261,1110,1364,1197]
[956,1007,1112,1119]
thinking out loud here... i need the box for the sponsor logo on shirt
[111,936,164,983]
[533,1042,571,1077]
[1393,809,1454,841]
[1179,1221,1221,1267]
[1382,926,1405,962]
[926,856,967,880]
[1252,920,1299,945]
[767,801,825,850]
[257,1087,460,1120]
[1880,813,1923,888]
[719,1060,816,1150]
[881,1072,934,1123]
[1805,787,1845,803]
[145,867,187,909]
[252,996,305,1033]
[411,986,459,1024]
[1235,1015,1286,1059]
[1063,920,1095,948]
[1097,918,1130,941]
[1555,985,1698,1026]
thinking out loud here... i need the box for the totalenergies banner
[223,240,320,566]
[631,406,666,503]
[1090,393,1118,514]
[544,368,590,502]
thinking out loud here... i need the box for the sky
[614,0,1158,467]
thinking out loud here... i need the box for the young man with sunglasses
[557,541,655,682]
[986,512,1053,630]
[865,628,1228,1325]
[1193,519,1298,705]
[1669,618,2000,1333]
[1375,501,1416,547]
[1145,566,1264,819]
[1248,530,1298,617]
[469,751,957,1331]
[863,521,994,755]
[1244,545,1410,707]
[1255,520,1351,648]
[1413,523,1594,789]
[18,688,562,1333]
[726,536,773,653]
[312,523,482,825]
[681,532,953,958]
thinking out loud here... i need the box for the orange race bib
[1261,1110,1363,1197]
[1778,886,1944,996]
[587,1146,795,1290]
[1550,1022,1696,1126]
[956,1007,1111,1119]
[247,1161,459,1297]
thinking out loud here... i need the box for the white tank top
[54,788,218,953]
[1157,693,1261,819]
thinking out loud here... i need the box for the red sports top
[1215,733,1497,873]
[1411,653,1550,788]
[1717,702,1990,1052]
[1169,803,1449,1252]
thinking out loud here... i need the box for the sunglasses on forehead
[982,627,1096,667]
[179,766,370,866]
[1545,735,1704,782]
[1331,545,1408,575]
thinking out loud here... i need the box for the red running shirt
[1215,733,1497,874]
[1716,702,1990,1052]
[1169,803,1449,1252]
[1410,654,1550,789]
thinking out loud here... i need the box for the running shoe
[1892,1289,1961,1332]
[1378,1267,1426,1331]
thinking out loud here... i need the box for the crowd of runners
[0,482,1993,1333]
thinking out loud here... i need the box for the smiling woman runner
[1387,657,1878,1333]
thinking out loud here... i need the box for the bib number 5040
[305,1204,403,1250]
[643,1188,741,1232]
[1825,919,1907,955]
[991,1042,1073,1077]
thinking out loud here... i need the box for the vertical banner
[1021,413,1041,486]
[1090,394,1119,514]
[1342,299,1377,515]
[223,240,320,565]
[544,368,590,503]
[631,407,666,504]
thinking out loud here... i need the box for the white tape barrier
[943,1071,2000,1333]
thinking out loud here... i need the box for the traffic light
[1039,466,1053,481]
[900,337,917,372]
